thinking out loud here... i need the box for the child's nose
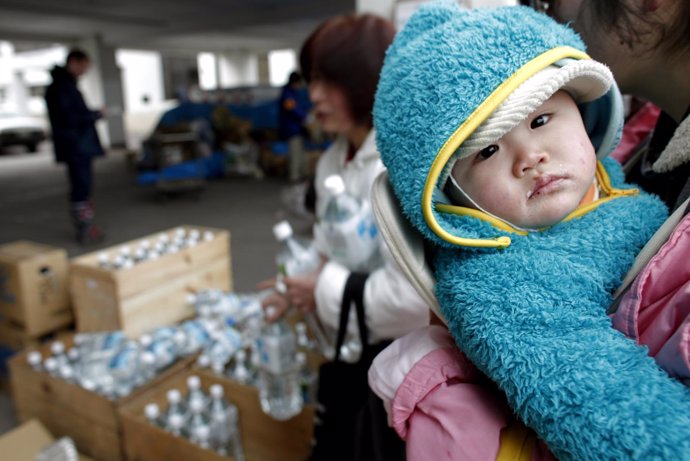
[513,148,548,177]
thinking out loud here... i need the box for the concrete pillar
[97,40,127,148]
[256,52,271,85]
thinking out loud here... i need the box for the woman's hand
[257,258,326,321]
[284,268,322,314]
[257,277,290,322]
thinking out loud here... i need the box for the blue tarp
[137,151,226,185]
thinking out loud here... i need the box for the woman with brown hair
[261,13,429,461]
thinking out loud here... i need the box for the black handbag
[310,273,405,461]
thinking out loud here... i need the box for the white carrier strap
[371,172,443,322]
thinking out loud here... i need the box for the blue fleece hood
[374,2,623,250]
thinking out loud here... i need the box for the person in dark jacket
[45,48,105,244]
[278,71,309,181]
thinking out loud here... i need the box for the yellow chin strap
[422,46,590,249]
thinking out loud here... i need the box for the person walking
[45,48,105,244]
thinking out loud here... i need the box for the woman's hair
[584,0,690,56]
[299,14,396,128]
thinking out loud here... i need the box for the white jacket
[313,130,430,342]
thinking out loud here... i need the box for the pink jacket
[368,326,555,461]
[611,213,690,385]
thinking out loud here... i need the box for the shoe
[77,223,105,245]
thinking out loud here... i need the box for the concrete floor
[0,142,314,435]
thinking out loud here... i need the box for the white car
[0,111,48,153]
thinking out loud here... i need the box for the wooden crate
[69,225,232,337]
[0,241,73,337]
[0,317,73,351]
[120,369,315,461]
[9,337,194,461]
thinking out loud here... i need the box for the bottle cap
[141,351,156,365]
[44,357,58,371]
[324,174,346,195]
[210,384,224,398]
[50,341,65,355]
[27,350,42,366]
[144,403,160,419]
[139,334,152,348]
[187,375,201,389]
[167,389,181,403]
[197,354,211,368]
[272,220,293,241]
[296,352,306,365]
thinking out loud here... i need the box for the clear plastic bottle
[272,220,320,284]
[74,331,126,352]
[164,389,188,433]
[186,375,208,410]
[319,174,381,272]
[208,384,244,460]
[229,349,251,385]
[256,307,303,420]
[187,398,210,445]
[26,350,43,371]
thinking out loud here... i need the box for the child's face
[450,90,597,229]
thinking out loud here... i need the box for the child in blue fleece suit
[370,2,690,460]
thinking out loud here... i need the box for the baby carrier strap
[371,171,442,321]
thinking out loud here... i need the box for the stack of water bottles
[143,375,245,460]
[188,288,319,421]
[96,226,216,270]
[24,314,241,399]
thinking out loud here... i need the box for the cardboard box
[0,317,73,351]
[69,225,232,337]
[119,369,315,461]
[9,336,194,461]
[0,419,97,461]
[0,241,73,337]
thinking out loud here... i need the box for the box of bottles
[0,241,73,337]
[69,225,232,337]
[119,369,315,461]
[9,335,195,461]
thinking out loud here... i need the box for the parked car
[0,111,48,153]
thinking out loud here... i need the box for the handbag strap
[334,272,369,362]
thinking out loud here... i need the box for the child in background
[370,3,690,460]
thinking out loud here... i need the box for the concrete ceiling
[0,0,355,54]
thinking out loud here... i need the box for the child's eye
[531,114,551,128]
[477,144,499,159]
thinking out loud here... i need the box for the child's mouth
[527,175,566,199]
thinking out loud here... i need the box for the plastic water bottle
[209,384,244,460]
[164,389,187,433]
[186,375,208,410]
[74,331,126,352]
[256,307,303,420]
[27,350,43,371]
[187,398,211,447]
[272,220,320,286]
[228,349,251,385]
[319,174,381,272]
[145,403,162,428]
